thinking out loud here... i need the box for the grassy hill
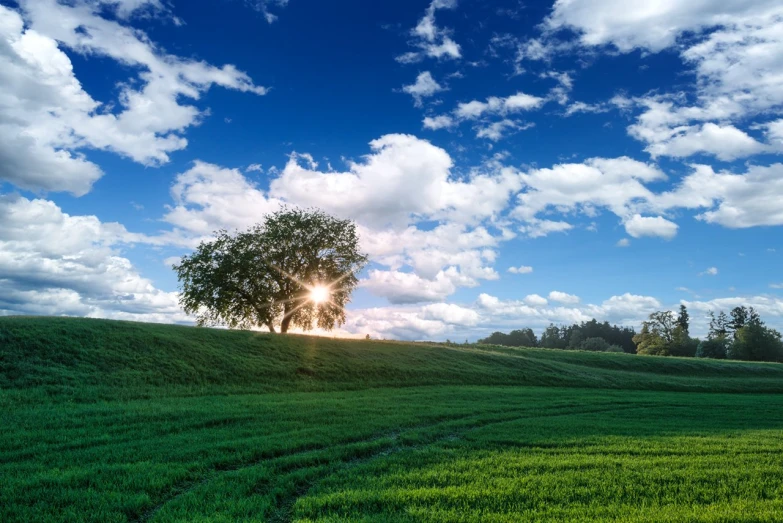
[2,316,783,403]
[2,317,783,522]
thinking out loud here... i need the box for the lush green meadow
[2,317,783,522]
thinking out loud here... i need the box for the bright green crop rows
[2,317,783,522]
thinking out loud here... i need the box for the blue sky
[1,0,782,340]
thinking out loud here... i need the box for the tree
[508,328,538,347]
[479,329,537,347]
[708,311,730,340]
[696,338,728,359]
[670,325,698,357]
[580,337,610,352]
[568,329,584,350]
[175,208,368,333]
[677,305,690,334]
[729,306,749,337]
[540,324,565,349]
[634,322,668,355]
[634,311,676,355]
[729,317,783,362]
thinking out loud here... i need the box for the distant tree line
[479,319,636,354]
[478,304,782,363]
[636,305,782,362]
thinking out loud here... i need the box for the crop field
[2,317,783,522]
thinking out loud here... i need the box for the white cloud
[246,163,264,173]
[545,0,781,53]
[240,0,289,24]
[700,267,719,276]
[653,163,783,228]
[771,283,783,289]
[508,265,533,274]
[361,268,475,305]
[402,71,445,107]
[548,291,580,304]
[425,89,548,140]
[422,115,456,130]
[513,156,665,236]
[163,161,282,242]
[541,2,783,161]
[455,92,545,119]
[397,0,461,63]
[564,101,609,117]
[616,238,630,247]
[624,214,678,240]
[421,302,480,326]
[0,194,185,323]
[0,2,266,195]
[270,134,521,228]
[524,294,548,307]
[519,219,573,239]
[475,119,533,141]
[643,122,766,161]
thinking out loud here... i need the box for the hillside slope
[2,316,783,401]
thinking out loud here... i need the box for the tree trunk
[280,303,292,333]
[280,315,291,333]
[267,322,277,334]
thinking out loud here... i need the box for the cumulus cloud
[476,119,533,141]
[537,2,783,161]
[653,163,783,228]
[402,71,445,107]
[421,302,480,326]
[524,294,548,306]
[513,156,665,237]
[0,2,266,195]
[700,267,719,276]
[545,0,781,53]
[270,134,521,228]
[425,90,546,140]
[361,268,474,305]
[548,291,580,304]
[397,0,461,63]
[455,92,546,119]
[0,194,185,323]
[624,215,679,240]
[163,161,282,242]
[508,265,533,274]
[641,121,767,161]
[422,115,456,130]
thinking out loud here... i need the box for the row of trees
[635,305,782,362]
[478,305,782,363]
[479,319,636,353]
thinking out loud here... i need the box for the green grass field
[2,317,783,522]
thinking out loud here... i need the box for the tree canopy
[174,208,368,333]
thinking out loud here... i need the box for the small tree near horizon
[174,208,368,333]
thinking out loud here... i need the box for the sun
[309,285,330,304]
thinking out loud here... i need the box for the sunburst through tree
[174,208,368,333]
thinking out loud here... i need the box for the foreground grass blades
[2,317,783,521]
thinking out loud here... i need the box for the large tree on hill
[174,208,368,333]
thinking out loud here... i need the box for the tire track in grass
[265,403,651,523]
[136,402,650,522]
